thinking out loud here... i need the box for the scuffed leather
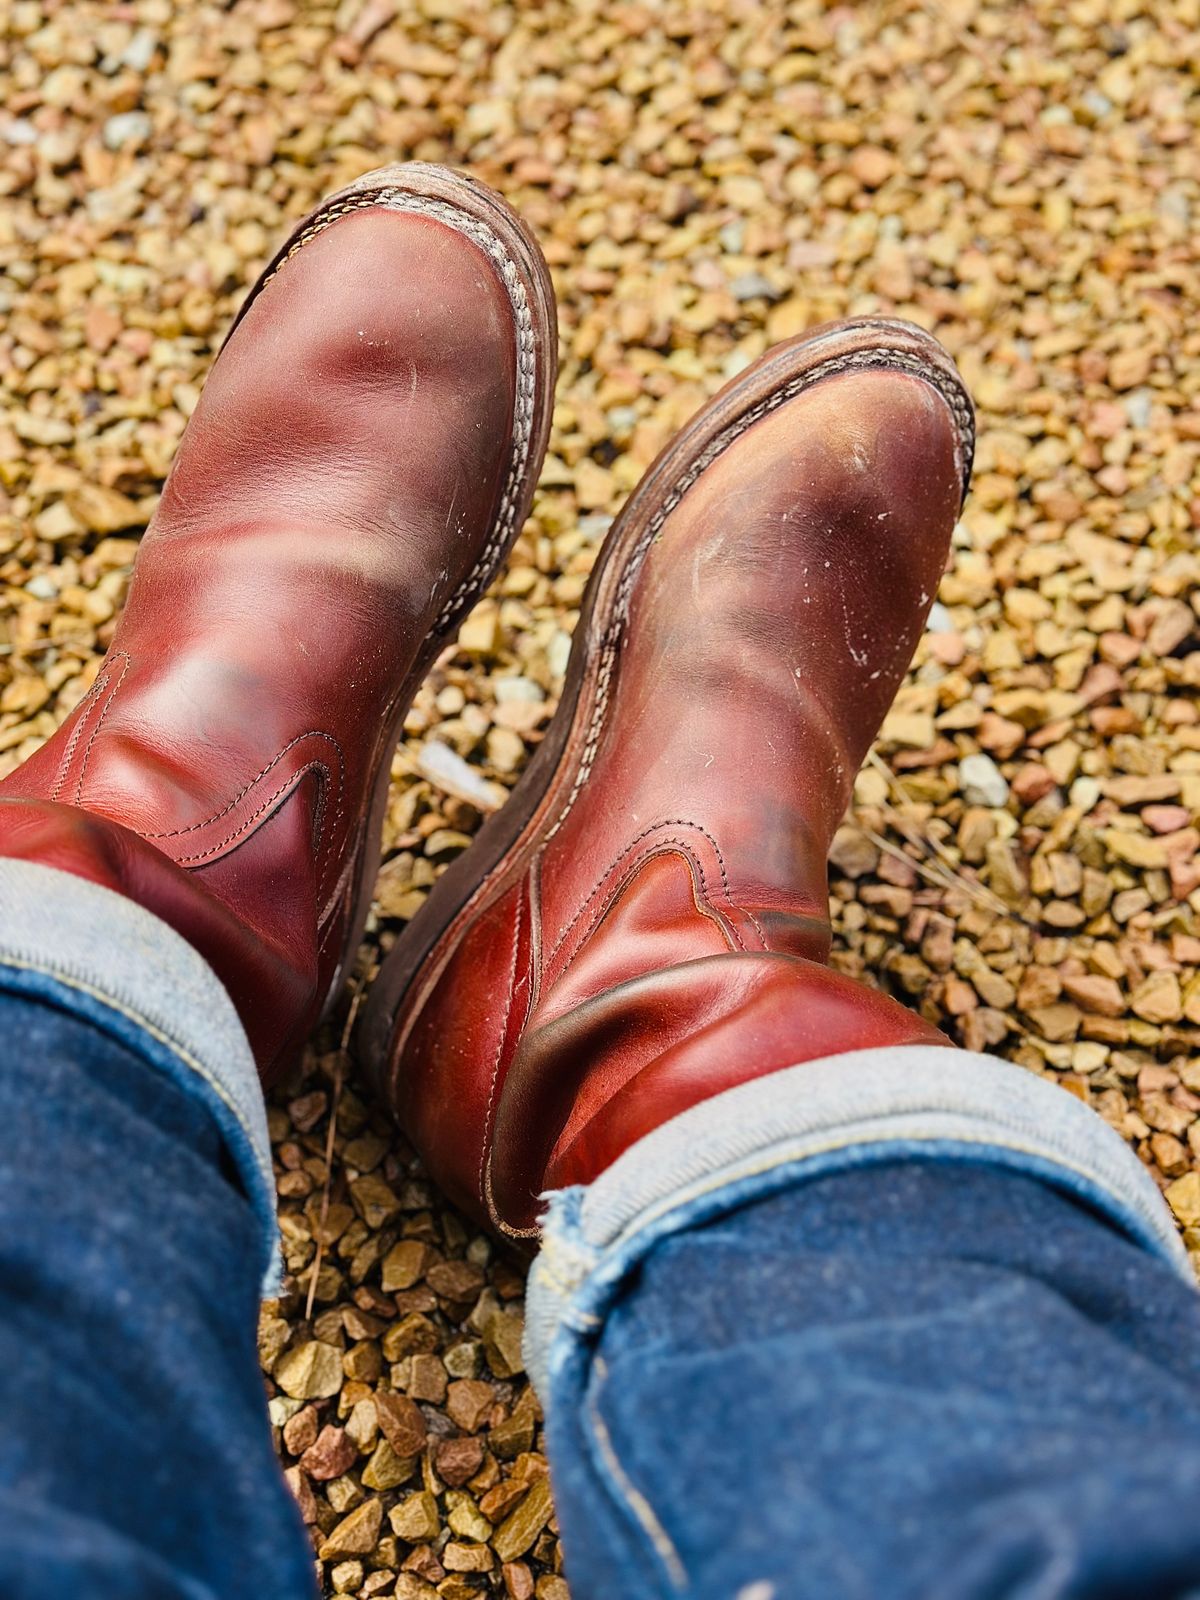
[394,365,965,1235]
[0,203,522,1080]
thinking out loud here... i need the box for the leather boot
[0,164,557,1080]
[361,319,974,1237]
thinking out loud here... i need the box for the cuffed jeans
[3,860,1199,1599]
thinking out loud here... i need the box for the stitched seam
[316,751,346,905]
[50,660,116,801]
[317,900,345,957]
[484,1171,541,1242]
[585,1361,687,1593]
[698,821,769,949]
[556,840,744,983]
[565,1308,603,1329]
[541,344,974,851]
[170,761,329,865]
[317,840,359,947]
[69,651,130,804]
[529,1237,592,1300]
[48,664,346,885]
[557,836,737,970]
[0,957,263,1168]
[530,1255,578,1298]
[153,730,344,902]
[527,852,544,1014]
[145,730,344,839]
[250,187,538,636]
[546,820,698,969]
[547,817,750,972]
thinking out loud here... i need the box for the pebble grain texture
[2,0,1199,1594]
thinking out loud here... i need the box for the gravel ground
[2,1,1199,1595]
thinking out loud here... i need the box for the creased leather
[391,361,968,1235]
[0,201,525,1080]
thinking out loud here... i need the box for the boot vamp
[154,205,519,655]
[5,207,519,839]
[538,367,963,958]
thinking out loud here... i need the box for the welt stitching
[72,651,130,804]
[146,730,344,839]
[541,342,974,851]
[171,761,330,865]
[249,186,539,638]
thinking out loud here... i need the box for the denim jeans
[536,1164,1200,1600]
[0,997,315,1593]
[2,859,1198,1599]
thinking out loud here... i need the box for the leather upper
[0,191,540,1078]
[387,360,969,1235]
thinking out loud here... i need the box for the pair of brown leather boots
[0,164,973,1240]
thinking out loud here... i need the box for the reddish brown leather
[502,952,948,1205]
[385,357,967,1237]
[0,190,539,1080]
[0,799,314,1067]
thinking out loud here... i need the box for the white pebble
[958,752,1010,808]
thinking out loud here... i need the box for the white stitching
[586,1359,687,1591]
[252,186,537,635]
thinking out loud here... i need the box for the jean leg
[0,990,316,1598]
[528,1050,1200,1600]
[541,1161,1200,1600]
[548,1162,1200,1599]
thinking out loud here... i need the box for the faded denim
[529,1052,1200,1600]
[0,859,279,1290]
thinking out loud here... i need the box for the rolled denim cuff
[0,860,279,1294]
[525,1046,1192,1401]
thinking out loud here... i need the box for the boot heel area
[371,873,535,1230]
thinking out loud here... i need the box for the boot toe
[173,205,520,510]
